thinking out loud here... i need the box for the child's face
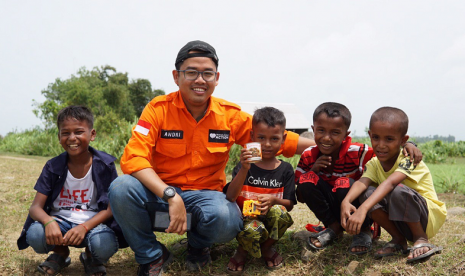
[368,120,409,167]
[58,118,95,158]
[251,122,286,160]
[311,113,350,158]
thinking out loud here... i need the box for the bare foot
[350,230,372,254]
[261,246,282,268]
[227,246,248,272]
[40,246,70,275]
[407,237,430,260]
[375,239,407,256]
[311,223,343,248]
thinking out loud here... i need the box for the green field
[428,158,465,193]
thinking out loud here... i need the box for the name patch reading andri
[161,130,183,139]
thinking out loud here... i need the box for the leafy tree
[33,65,165,128]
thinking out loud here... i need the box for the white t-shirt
[50,166,99,224]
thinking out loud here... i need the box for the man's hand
[166,194,188,235]
[44,220,64,245]
[239,148,252,171]
[403,142,423,166]
[63,225,87,246]
[311,155,332,174]
[255,194,276,215]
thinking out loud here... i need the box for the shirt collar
[337,136,353,160]
[48,146,115,176]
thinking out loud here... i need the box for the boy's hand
[311,155,331,174]
[345,209,367,235]
[63,225,87,246]
[403,142,423,166]
[255,194,276,215]
[340,200,356,230]
[45,221,64,245]
[239,148,253,171]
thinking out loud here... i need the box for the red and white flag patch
[134,119,152,136]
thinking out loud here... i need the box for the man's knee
[109,175,142,203]
[199,200,242,242]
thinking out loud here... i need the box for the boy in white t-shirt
[17,106,123,276]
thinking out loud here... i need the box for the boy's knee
[26,222,48,253]
[359,186,376,203]
[390,184,407,198]
[87,225,118,263]
[296,182,317,197]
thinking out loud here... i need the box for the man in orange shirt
[109,40,314,276]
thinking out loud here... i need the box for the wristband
[406,141,418,147]
[44,219,56,227]
[80,224,89,232]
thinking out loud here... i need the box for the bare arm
[132,168,187,235]
[63,204,114,246]
[29,192,64,245]
[345,172,407,234]
[296,136,316,155]
[403,142,423,166]
[340,177,373,230]
[226,148,252,202]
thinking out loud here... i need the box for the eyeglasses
[177,69,217,82]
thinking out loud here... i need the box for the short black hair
[313,102,351,129]
[56,105,94,130]
[252,106,286,129]
[370,107,409,136]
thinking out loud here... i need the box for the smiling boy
[224,107,296,274]
[295,102,422,255]
[341,107,446,263]
[17,106,124,276]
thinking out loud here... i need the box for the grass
[1,153,465,275]
[428,158,465,194]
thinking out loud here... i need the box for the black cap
[175,40,219,69]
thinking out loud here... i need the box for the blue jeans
[109,174,243,265]
[26,217,119,264]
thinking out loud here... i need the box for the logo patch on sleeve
[161,130,183,139]
[208,130,230,143]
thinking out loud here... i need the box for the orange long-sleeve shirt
[121,91,299,191]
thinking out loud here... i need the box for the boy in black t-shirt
[224,107,296,274]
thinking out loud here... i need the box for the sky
[1,1,465,140]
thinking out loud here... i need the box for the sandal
[374,242,408,259]
[263,248,283,270]
[406,243,443,264]
[348,231,372,255]
[226,257,245,275]
[80,252,107,276]
[37,253,71,275]
[307,228,337,250]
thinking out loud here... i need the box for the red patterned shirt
[295,137,374,187]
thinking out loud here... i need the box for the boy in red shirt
[296,102,421,254]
